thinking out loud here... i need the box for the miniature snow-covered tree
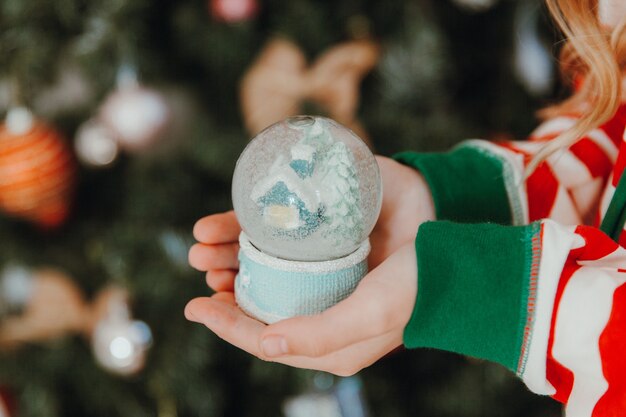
[318,141,363,247]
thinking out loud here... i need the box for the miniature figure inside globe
[232,116,382,261]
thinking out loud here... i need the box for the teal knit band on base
[235,233,370,324]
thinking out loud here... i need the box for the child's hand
[186,243,416,376]
[186,156,434,375]
[368,156,435,267]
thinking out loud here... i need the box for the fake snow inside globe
[232,116,382,323]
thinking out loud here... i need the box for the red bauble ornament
[0,110,76,227]
[210,0,258,23]
[0,387,16,417]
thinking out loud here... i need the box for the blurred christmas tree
[0,0,565,416]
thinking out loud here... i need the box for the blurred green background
[0,0,565,416]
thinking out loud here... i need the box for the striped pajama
[396,104,626,416]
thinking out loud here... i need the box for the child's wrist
[411,169,436,223]
[395,161,436,225]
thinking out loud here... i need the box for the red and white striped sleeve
[545,224,626,415]
[404,219,626,417]
[490,111,624,225]
[396,107,626,414]
[395,107,626,227]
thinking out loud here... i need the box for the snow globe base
[235,232,370,324]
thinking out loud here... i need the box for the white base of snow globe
[235,232,370,324]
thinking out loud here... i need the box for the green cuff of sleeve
[393,146,511,224]
[404,221,541,372]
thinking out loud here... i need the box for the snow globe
[232,116,382,323]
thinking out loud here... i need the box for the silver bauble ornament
[283,375,368,417]
[74,119,119,167]
[100,86,170,153]
[210,0,258,23]
[91,289,152,376]
[0,265,33,319]
[513,0,554,96]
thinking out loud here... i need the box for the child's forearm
[405,218,626,414]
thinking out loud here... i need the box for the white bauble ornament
[5,107,34,135]
[0,265,33,319]
[513,0,554,96]
[100,86,170,153]
[283,375,368,417]
[91,288,152,376]
[210,0,258,23]
[74,119,119,167]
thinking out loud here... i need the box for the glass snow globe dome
[232,116,382,261]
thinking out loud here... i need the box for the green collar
[600,173,626,242]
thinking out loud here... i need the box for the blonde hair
[527,0,626,174]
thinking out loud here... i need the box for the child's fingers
[188,243,239,271]
[193,211,241,244]
[278,331,400,376]
[259,244,417,359]
[205,270,237,292]
[258,278,391,359]
[185,293,399,375]
[185,295,267,357]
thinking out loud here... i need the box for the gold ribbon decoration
[240,37,380,144]
[0,268,88,349]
